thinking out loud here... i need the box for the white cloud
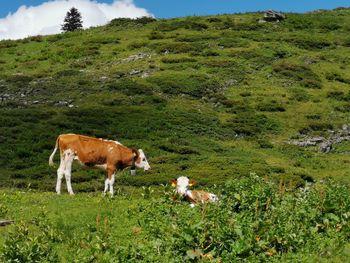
[0,0,152,40]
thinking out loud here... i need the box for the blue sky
[1,0,349,19]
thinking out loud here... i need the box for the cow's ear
[170,179,177,187]
[189,179,197,187]
[132,149,139,158]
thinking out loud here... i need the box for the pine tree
[61,7,83,32]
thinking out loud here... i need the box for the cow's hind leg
[56,158,64,194]
[109,173,116,196]
[63,149,75,195]
[103,176,109,196]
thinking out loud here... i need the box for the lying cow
[171,176,218,207]
[49,134,150,196]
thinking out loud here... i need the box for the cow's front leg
[109,173,116,196]
[103,176,109,196]
[104,167,116,197]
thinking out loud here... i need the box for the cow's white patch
[103,173,116,196]
[175,176,190,195]
[209,193,219,203]
[136,149,151,171]
[56,149,75,195]
[108,146,114,153]
[102,139,122,145]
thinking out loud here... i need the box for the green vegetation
[0,9,350,261]
[1,176,349,262]
[1,9,350,190]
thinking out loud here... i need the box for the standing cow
[49,134,150,196]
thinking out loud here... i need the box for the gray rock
[122,53,150,63]
[129,69,143,76]
[0,220,14,227]
[289,124,350,153]
[263,10,285,22]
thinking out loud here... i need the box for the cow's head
[133,149,151,172]
[171,176,196,195]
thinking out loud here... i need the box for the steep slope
[0,10,349,191]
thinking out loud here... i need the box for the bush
[150,41,204,54]
[161,56,197,64]
[148,31,166,40]
[299,122,334,134]
[334,103,350,113]
[201,49,220,56]
[1,221,60,262]
[218,37,249,48]
[257,139,274,149]
[108,79,153,96]
[156,19,208,32]
[273,62,322,89]
[223,112,279,136]
[125,176,350,262]
[128,40,149,50]
[289,36,332,50]
[109,17,156,27]
[325,72,350,84]
[256,101,286,112]
[148,72,220,98]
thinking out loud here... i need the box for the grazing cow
[171,176,218,207]
[49,134,150,196]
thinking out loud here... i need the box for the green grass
[1,176,349,262]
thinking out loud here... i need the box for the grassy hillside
[0,9,350,191]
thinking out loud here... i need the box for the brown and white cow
[49,134,150,196]
[171,176,218,207]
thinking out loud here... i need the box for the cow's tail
[49,136,60,167]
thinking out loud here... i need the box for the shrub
[327,91,345,100]
[0,40,17,48]
[289,36,332,50]
[273,62,322,89]
[150,41,204,54]
[256,101,286,112]
[218,37,249,48]
[128,40,149,50]
[108,78,153,96]
[207,17,222,23]
[161,56,197,64]
[299,122,334,134]
[223,112,279,136]
[156,19,208,32]
[325,72,350,84]
[257,139,274,149]
[109,17,156,27]
[283,15,314,30]
[147,72,220,98]
[290,89,310,102]
[239,91,251,97]
[334,103,350,113]
[127,176,350,261]
[1,222,60,262]
[201,49,219,56]
[148,31,166,40]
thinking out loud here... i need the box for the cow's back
[58,134,114,165]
